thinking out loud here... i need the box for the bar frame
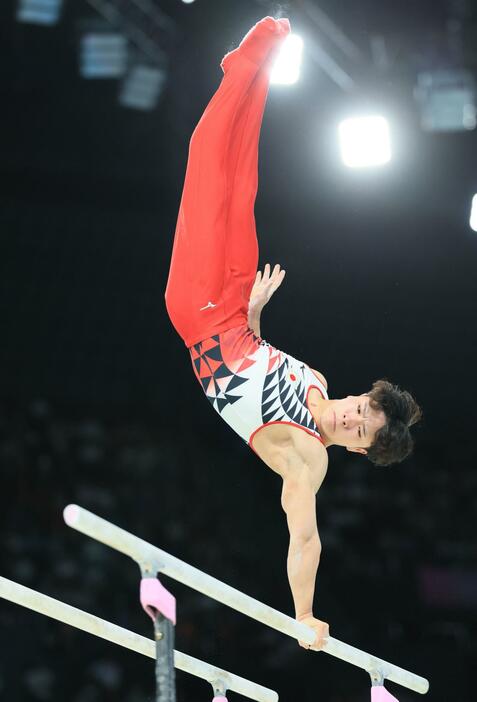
[0,575,278,702]
[63,504,429,695]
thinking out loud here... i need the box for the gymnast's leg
[223,54,278,318]
[165,17,290,348]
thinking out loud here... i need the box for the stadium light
[119,65,167,111]
[270,34,304,86]
[80,33,128,79]
[16,0,63,26]
[415,70,476,132]
[338,115,391,168]
[470,194,477,232]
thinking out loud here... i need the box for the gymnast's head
[322,380,422,466]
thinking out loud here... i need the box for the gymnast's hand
[248,263,286,313]
[297,615,330,651]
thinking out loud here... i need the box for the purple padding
[140,577,176,624]
[212,697,228,702]
[371,686,399,702]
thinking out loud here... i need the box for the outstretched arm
[281,467,330,650]
[248,263,286,337]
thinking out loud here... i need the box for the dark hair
[366,379,422,467]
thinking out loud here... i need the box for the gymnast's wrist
[296,611,314,621]
[248,308,260,323]
[247,306,262,336]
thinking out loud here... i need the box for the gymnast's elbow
[289,529,321,556]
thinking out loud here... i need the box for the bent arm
[247,264,286,338]
[281,468,321,619]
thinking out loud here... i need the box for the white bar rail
[0,576,277,702]
[64,505,429,695]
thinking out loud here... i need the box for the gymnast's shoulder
[310,368,328,390]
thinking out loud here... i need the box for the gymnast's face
[321,394,386,453]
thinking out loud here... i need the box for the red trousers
[165,52,273,348]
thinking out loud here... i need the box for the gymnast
[165,17,421,652]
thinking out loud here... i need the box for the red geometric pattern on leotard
[189,327,260,414]
[189,325,321,437]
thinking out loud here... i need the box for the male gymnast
[165,16,421,650]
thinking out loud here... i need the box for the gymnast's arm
[248,263,286,337]
[281,467,320,618]
[248,303,262,337]
[281,467,330,649]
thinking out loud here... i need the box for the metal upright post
[140,565,176,702]
[211,679,228,702]
[370,670,400,701]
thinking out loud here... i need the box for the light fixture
[80,33,128,79]
[119,65,166,111]
[470,194,477,232]
[415,69,476,132]
[338,115,391,168]
[270,34,304,86]
[16,0,63,26]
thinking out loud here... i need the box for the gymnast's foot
[221,17,290,74]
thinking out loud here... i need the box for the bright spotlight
[339,115,391,168]
[470,194,477,232]
[270,34,303,85]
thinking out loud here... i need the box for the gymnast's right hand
[297,615,330,651]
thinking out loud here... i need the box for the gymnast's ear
[346,447,368,455]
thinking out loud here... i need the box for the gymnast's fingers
[269,267,286,295]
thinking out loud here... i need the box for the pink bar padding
[212,697,228,701]
[63,504,79,526]
[140,577,176,625]
[371,686,399,702]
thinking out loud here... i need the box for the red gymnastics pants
[165,19,289,348]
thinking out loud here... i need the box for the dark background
[1,0,476,700]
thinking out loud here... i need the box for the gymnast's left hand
[297,615,330,651]
[248,263,286,313]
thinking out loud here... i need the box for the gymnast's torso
[189,324,329,485]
